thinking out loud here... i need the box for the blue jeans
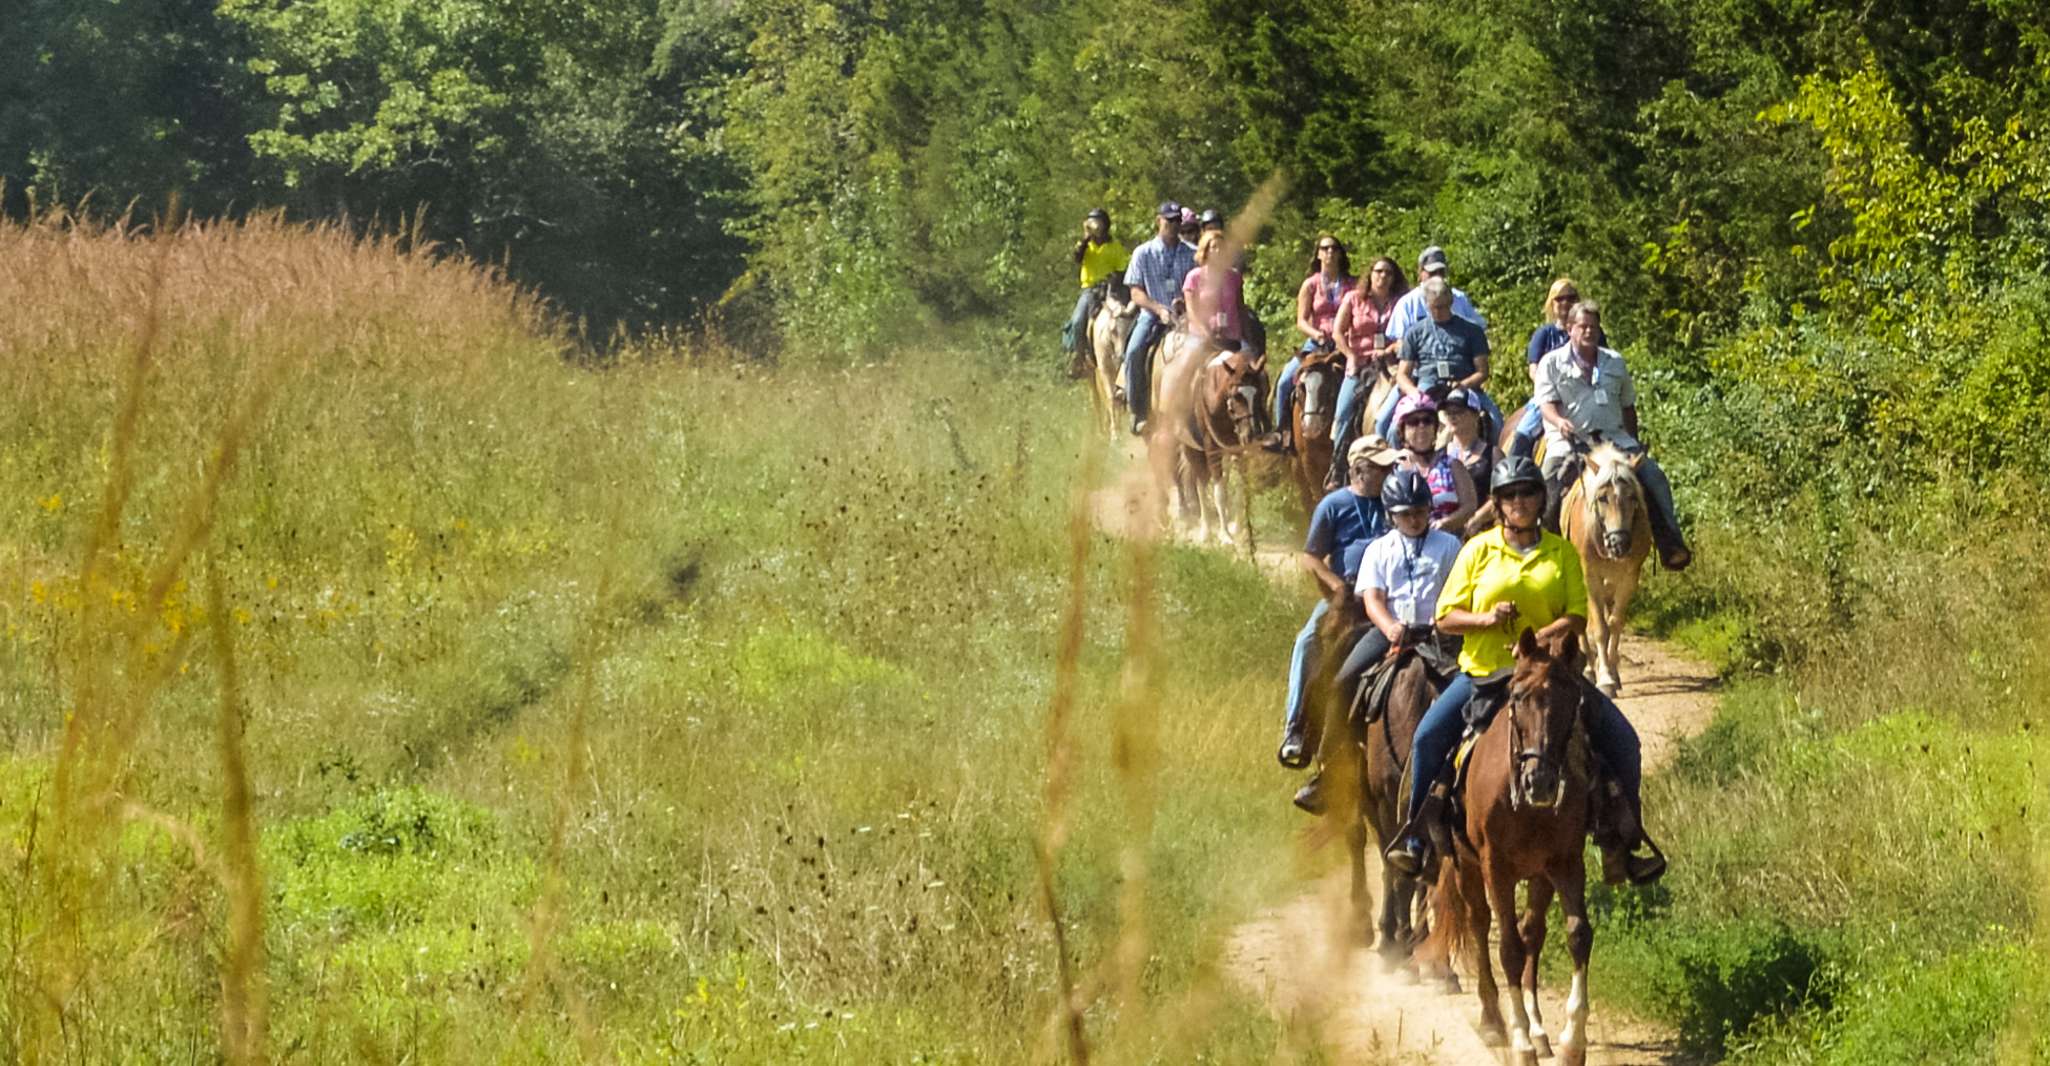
[1123,310,1165,421]
[1064,289,1099,356]
[1283,598,1329,736]
[1404,670,1642,837]
[1509,401,1543,457]
[1273,351,1305,431]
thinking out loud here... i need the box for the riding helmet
[1086,206,1110,224]
[1393,392,1439,426]
[1490,455,1545,496]
[1381,469,1433,514]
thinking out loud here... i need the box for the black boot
[1292,770,1326,815]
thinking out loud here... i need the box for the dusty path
[1088,442,1719,1064]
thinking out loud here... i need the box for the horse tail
[1421,862,1477,972]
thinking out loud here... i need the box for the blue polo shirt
[1305,487,1390,586]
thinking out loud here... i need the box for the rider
[1269,236,1355,452]
[1199,208,1226,234]
[1502,277,1586,458]
[1441,387,1498,503]
[1391,393,1478,534]
[1295,468,1465,814]
[1326,256,1407,487]
[1384,245,1486,342]
[1384,455,1666,885]
[1063,207,1130,374]
[1277,434,1400,772]
[1532,301,1692,571]
[1122,201,1198,435]
[1373,278,1506,444]
[1182,231,1245,354]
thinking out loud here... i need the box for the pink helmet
[1179,207,1198,227]
[1393,393,1439,426]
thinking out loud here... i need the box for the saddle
[1350,629,1459,727]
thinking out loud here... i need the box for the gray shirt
[1531,344,1638,450]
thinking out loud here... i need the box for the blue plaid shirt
[1127,235,1196,308]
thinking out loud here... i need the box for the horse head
[1507,627,1588,811]
[1579,442,1646,561]
[1294,348,1342,443]
[1205,357,1260,448]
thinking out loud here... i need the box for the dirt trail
[1088,444,1718,1064]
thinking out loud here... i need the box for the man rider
[1385,245,1486,341]
[1278,434,1400,778]
[1294,468,1464,814]
[1384,456,1665,885]
[1063,207,1129,375]
[1122,201,1199,435]
[1369,278,1507,445]
[1531,301,1692,571]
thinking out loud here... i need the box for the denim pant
[1329,372,1368,468]
[1374,386,1508,443]
[1508,401,1543,458]
[1064,288,1102,356]
[1273,350,1306,431]
[1123,309,1165,421]
[1282,598,1331,738]
[1403,669,1642,838]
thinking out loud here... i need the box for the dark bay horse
[1424,628,1599,1066]
[1308,591,1445,973]
[1290,346,1344,510]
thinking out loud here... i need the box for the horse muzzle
[1300,414,1330,439]
[1602,530,1632,559]
[1520,765,1566,810]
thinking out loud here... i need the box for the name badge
[1593,389,1609,406]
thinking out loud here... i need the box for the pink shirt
[1183,266,1244,342]
[1336,288,1396,373]
[1298,272,1355,340]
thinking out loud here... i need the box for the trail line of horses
[1085,441,1719,1064]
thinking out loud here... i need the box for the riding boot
[1594,780,1666,885]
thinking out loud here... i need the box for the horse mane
[1582,441,1640,495]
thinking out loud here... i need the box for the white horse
[1561,442,1651,695]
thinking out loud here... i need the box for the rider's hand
[1489,601,1519,627]
[1381,621,1406,644]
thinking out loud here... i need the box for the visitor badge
[1593,389,1609,406]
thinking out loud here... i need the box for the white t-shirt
[1355,528,1465,625]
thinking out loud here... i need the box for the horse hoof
[1532,1032,1553,1058]
[1598,680,1619,698]
[1515,1049,1541,1066]
[1476,1020,1508,1048]
[1440,975,1462,995]
[1556,1044,1586,1066]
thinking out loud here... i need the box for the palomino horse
[1425,628,1598,1066]
[1087,288,1139,444]
[1290,346,1344,510]
[1561,442,1651,695]
[1150,348,1257,543]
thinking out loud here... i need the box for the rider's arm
[1334,298,1357,360]
[1362,586,1404,641]
[1539,400,1578,439]
[1537,612,1586,643]
[1624,405,1640,439]
[1299,551,1348,597]
[1394,338,1421,396]
[1295,277,1321,342]
[1460,353,1490,390]
[1433,460,1478,534]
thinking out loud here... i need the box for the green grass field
[0,217,1343,1062]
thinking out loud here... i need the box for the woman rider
[1182,231,1245,355]
[1391,393,1478,535]
[1440,387,1498,506]
[1326,256,1406,485]
[1294,468,1463,814]
[1272,236,1355,450]
[1503,278,1594,458]
[1063,208,1130,375]
[1385,456,1665,885]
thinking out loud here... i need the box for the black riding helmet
[1381,468,1433,514]
[1490,455,1544,497]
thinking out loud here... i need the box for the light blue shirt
[1385,285,1487,341]
[1127,235,1197,308]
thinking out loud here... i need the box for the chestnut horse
[1290,346,1344,510]
[1150,349,1257,543]
[1087,288,1139,444]
[1561,443,1650,695]
[1425,628,1598,1066]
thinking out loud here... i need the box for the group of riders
[1064,201,1692,887]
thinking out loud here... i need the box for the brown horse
[1290,346,1344,510]
[1151,348,1257,543]
[1087,288,1139,445]
[1426,628,1598,1066]
[1561,443,1651,695]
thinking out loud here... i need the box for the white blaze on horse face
[1301,370,1326,416]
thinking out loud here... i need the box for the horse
[1423,628,1598,1066]
[1087,286,1139,444]
[1560,442,1651,695]
[1289,346,1344,510]
[1152,347,1257,543]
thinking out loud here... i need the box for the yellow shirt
[1434,527,1587,676]
[1079,240,1130,289]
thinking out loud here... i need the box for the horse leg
[1521,878,1556,1059]
[1209,457,1235,545]
[1469,865,1508,1047]
[1491,869,1538,1065]
[1587,576,1618,697]
[1554,858,1594,1066]
[1606,570,1638,694]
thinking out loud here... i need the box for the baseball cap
[1157,200,1183,219]
[1418,245,1449,275]
[1347,434,1402,468]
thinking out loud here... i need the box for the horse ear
[1514,627,1542,662]
[1546,627,1584,673]
[1628,451,1646,470]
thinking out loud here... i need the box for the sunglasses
[1554,294,1578,303]
[1497,486,1543,501]
[1318,243,1339,251]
